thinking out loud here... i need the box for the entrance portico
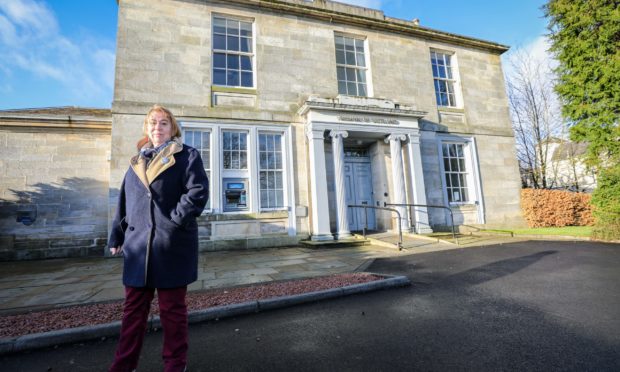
[299,96,433,241]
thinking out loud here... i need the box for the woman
[108,105,209,372]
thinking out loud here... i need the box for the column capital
[407,132,421,145]
[329,130,349,139]
[305,127,325,141]
[385,133,407,143]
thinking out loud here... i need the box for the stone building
[111,0,522,249]
[0,0,524,260]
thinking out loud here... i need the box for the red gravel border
[0,273,383,339]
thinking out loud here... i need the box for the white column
[330,130,351,239]
[306,128,334,241]
[407,133,433,233]
[385,134,410,232]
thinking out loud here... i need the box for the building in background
[543,138,597,192]
[0,108,111,260]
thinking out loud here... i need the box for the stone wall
[0,110,111,260]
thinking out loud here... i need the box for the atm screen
[227,183,245,190]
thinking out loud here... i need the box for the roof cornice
[213,0,510,54]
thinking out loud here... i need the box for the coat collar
[130,137,184,188]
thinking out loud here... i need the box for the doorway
[344,157,375,231]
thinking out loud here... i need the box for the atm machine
[223,178,248,212]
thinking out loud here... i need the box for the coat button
[129,226,135,231]
[146,193,152,198]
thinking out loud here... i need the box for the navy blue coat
[109,137,209,288]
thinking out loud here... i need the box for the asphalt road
[3,240,620,371]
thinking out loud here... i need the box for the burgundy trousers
[109,286,188,372]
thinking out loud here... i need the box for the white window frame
[180,121,291,215]
[430,49,462,108]
[258,131,286,211]
[211,14,256,88]
[334,33,373,97]
[436,136,485,223]
[182,129,212,211]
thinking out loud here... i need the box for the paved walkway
[0,235,467,314]
[0,232,533,315]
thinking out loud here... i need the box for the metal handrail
[348,204,403,250]
[385,202,458,244]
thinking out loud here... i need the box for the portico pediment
[298,95,427,132]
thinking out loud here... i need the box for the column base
[336,232,353,240]
[416,226,434,234]
[311,234,335,241]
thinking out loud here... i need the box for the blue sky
[0,0,549,110]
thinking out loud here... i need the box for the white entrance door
[344,161,375,231]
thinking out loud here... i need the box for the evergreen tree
[545,0,620,240]
[545,0,620,166]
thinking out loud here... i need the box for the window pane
[240,152,247,169]
[241,72,252,87]
[260,190,268,207]
[451,159,459,172]
[213,34,226,50]
[449,144,457,157]
[456,144,464,157]
[213,53,226,68]
[239,133,247,150]
[356,69,366,83]
[231,151,239,168]
[260,172,267,189]
[223,132,231,149]
[266,135,274,151]
[275,152,282,169]
[344,37,354,51]
[213,69,226,85]
[268,191,276,206]
[336,50,345,64]
[459,174,468,188]
[227,20,239,36]
[444,158,450,171]
[227,70,239,86]
[274,135,281,151]
[267,152,275,169]
[451,174,460,188]
[227,54,239,69]
[202,132,210,151]
[336,66,345,81]
[347,82,357,95]
[445,174,451,187]
[240,21,252,37]
[345,51,355,65]
[213,17,226,34]
[185,131,194,147]
[275,172,283,188]
[275,190,283,208]
[240,36,251,52]
[335,36,344,49]
[259,135,266,151]
[356,53,366,67]
[240,55,252,70]
[232,132,239,149]
[358,83,367,97]
[227,35,239,51]
[458,158,466,171]
[260,152,267,169]
[338,81,347,94]
[355,38,364,52]
[345,67,356,81]
[442,144,448,157]
[223,151,231,168]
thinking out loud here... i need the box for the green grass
[484,226,592,237]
